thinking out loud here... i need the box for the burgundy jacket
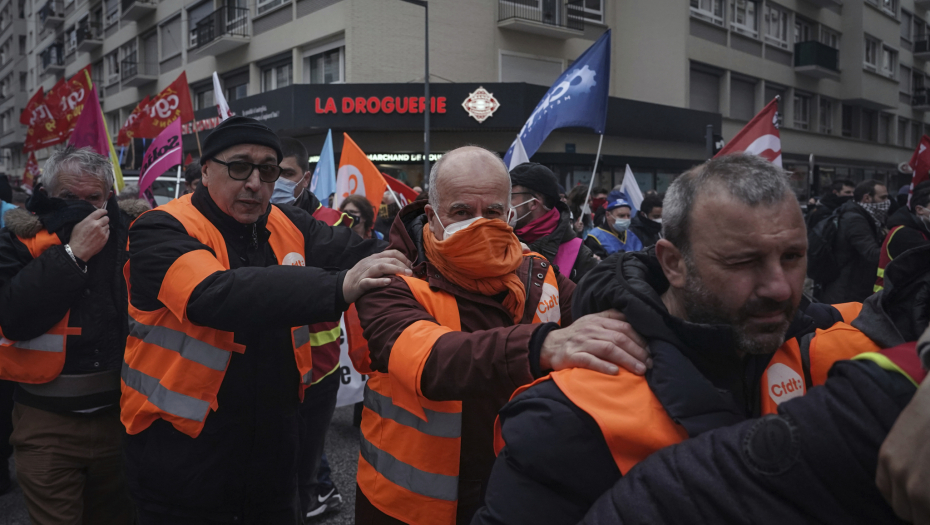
[355,201,575,517]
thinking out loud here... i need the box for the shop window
[305,46,344,84]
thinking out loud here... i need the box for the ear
[424,204,441,238]
[655,239,688,289]
[200,161,210,187]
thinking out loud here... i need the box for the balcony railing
[40,43,64,71]
[915,39,930,59]
[190,5,249,50]
[498,0,584,32]
[121,0,156,21]
[76,20,102,48]
[120,54,156,82]
[794,41,839,71]
[912,87,930,109]
[38,0,64,27]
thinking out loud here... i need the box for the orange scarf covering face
[423,218,526,323]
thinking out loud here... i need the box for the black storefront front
[175,82,720,192]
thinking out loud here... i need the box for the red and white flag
[213,72,232,121]
[715,97,782,167]
[907,135,930,205]
[382,173,418,207]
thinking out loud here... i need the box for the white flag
[213,72,232,121]
[620,164,644,214]
[507,136,530,170]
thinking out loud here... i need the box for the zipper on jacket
[250,223,258,251]
[524,256,535,304]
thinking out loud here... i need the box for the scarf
[859,200,890,228]
[423,218,526,323]
[514,207,560,243]
[26,184,103,240]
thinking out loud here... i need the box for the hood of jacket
[853,243,930,346]
[886,204,930,236]
[630,213,662,238]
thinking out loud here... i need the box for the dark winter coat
[882,205,930,262]
[629,214,661,248]
[355,200,575,523]
[472,249,846,525]
[806,192,851,228]
[123,185,381,521]
[519,204,598,284]
[0,196,147,412]
[822,200,885,304]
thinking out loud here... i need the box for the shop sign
[315,96,448,115]
[461,87,500,123]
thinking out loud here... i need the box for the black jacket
[519,204,598,284]
[0,195,147,412]
[629,214,661,248]
[580,357,915,525]
[822,200,884,304]
[472,250,845,525]
[806,193,850,229]
[883,205,930,262]
[123,186,382,521]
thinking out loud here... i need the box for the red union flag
[45,65,93,138]
[715,97,782,167]
[117,96,151,146]
[907,135,930,205]
[382,172,418,206]
[22,152,39,192]
[22,85,64,152]
[136,72,194,138]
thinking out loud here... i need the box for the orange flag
[335,133,387,210]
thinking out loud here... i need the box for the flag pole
[582,134,605,215]
[386,185,403,208]
[175,164,182,199]
[193,125,203,157]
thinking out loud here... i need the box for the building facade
[8,0,930,196]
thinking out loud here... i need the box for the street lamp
[399,0,429,189]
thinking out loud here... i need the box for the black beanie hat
[201,116,283,163]
[510,162,560,209]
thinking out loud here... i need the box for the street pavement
[0,405,361,524]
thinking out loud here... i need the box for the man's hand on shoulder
[540,309,651,376]
[342,249,413,304]
[877,375,930,525]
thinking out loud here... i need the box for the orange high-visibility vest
[497,320,877,475]
[120,195,315,439]
[0,230,81,383]
[357,261,561,525]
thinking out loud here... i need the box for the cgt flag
[22,86,60,152]
[117,95,151,146]
[136,72,195,138]
[907,135,930,205]
[503,30,611,169]
[715,97,782,167]
[335,133,386,210]
[46,65,93,140]
[382,173,418,207]
[138,118,182,202]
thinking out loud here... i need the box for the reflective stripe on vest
[853,342,927,386]
[505,319,875,475]
[875,225,913,292]
[0,231,80,383]
[121,195,312,438]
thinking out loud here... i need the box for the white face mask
[508,197,537,228]
[651,217,662,225]
[271,177,298,205]
[438,216,482,240]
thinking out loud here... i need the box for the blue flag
[310,129,336,206]
[504,30,611,169]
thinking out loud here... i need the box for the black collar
[191,184,271,250]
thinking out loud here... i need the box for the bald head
[425,146,512,238]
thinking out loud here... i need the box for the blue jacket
[584,226,642,259]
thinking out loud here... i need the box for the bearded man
[474,154,870,525]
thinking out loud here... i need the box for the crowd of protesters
[0,115,927,525]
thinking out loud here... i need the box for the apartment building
[7,0,928,196]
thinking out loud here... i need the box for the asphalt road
[0,404,362,524]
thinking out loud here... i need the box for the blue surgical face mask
[271,177,298,205]
[614,218,631,231]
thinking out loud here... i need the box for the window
[879,114,892,144]
[820,27,839,48]
[794,18,811,43]
[898,118,908,147]
[764,5,790,48]
[261,62,291,92]
[18,35,24,55]
[227,83,247,102]
[862,110,877,142]
[188,1,213,48]
[306,46,345,84]
[793,93,810,130]
[19,72,25,91]
[690,0,724,26]
[864,37,879,70]
[104,0,118,26]
[902,10,913,41]
[257,0,286,15]
[689,67,720,113]
[729,0,757,37]
[105,51,118,84]
[569,0,603,23]
[913,121,922,148]
[193,85,214,110]
[160,16,181,59]
[730,77,755,121]
[842,104,853,137]
[881,45,897,78]
[223,70,249,102]
[901,65,912,93]
[917,16,928,42]
[881,0,897,17]
[819,98,833,134]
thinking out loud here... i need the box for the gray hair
[663,154,794,256]
[428,145,510,207]
[43,145,115,196]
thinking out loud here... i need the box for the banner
[335,315,368,408]
[22,85,62,152]
[68,86,110,156]
[213,71,232,121]
[715,97,782,167]
[22,152,39,193]
[908,135,930,206]
[310,129,336,205]
[382,172,418,206]
[135,72,195,138]
[45,65,93,139]
[619,165,643,215]
[117,95,151,146]
[138,118,182,198]
[335,133,387,210]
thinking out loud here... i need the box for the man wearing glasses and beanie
[121,116,410,524]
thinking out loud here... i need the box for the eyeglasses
[212,158,282,183]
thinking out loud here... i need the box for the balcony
[917,0,930,9]
[915,39,930,61]
[794,40,840,80]
[802,0,842,7]
[190,5,249,55]
[913,88,930,111]
[76,20,102,52]
[40,43,64,74]
[120,0,156,21]
[38,0,64,30]
[498,0,584,39]
[120,54,157,87]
